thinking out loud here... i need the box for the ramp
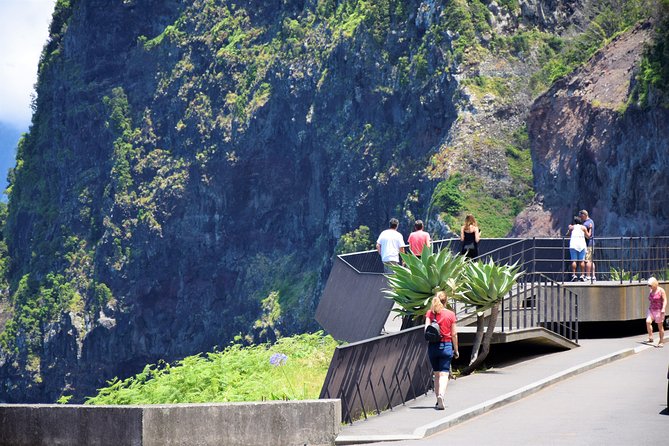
[457,326,579,350]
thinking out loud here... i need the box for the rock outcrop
[518,22,669,236]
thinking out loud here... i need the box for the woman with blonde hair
[460,214,481,259]
[424,291,459,410]
[645,277,666,347]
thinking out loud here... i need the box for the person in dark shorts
[579,210,595,281]
[424,291,459,410]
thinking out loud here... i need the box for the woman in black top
[460,214,481,259]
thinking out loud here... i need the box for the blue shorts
[570,248,586,261]
[427,342,453,372]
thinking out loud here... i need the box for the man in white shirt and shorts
[376,218,405,273]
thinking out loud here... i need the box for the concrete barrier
[0,399,341,446]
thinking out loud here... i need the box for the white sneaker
[436,395,445,410]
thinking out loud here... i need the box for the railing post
[574,290,578,344]
[501,289,506,332]
[619,237,623,284]
[532,237,536,275]
[561,236,566,283]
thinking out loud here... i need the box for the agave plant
[383,244,466,318]
[609,267,639,282]
[457,258,523,374]
[458,258,523,311]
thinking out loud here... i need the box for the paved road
[370,345,668,446]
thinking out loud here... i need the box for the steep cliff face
[1,0,461,402]
[0,0,661,403]
[519,21,669,236]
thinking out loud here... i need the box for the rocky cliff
[1,0,459,402]
[517,18,669,236]
[0,0,664,403]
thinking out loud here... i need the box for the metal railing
[498,272,579,342]
[451,239,579,342]
[338,236,669,282]
[319,326,432,424]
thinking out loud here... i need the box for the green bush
[461,76,511,99]
[336,225,373,254]
[85,332,338,404]
[633,1,669,106]
[431,175,464,216]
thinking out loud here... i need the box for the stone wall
[0,400,341,446]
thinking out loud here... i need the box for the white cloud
[0,0,56,130]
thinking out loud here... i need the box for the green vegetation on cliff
[634,0,669,106]
[0,0,666,403]
[336,225,374,254]
[530,1,657,93]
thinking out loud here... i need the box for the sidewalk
[336,335,655,445]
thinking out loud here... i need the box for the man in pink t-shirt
[408,220,431,256]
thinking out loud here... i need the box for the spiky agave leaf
[385,245,467,318]
[456,258,523,311]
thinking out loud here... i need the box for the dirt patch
[560,23,654,110]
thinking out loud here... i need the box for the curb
[336,345,649,444]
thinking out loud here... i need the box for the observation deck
[316,236,669,344]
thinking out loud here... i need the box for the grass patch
[461,76,513,99]
[460,177,516,237]
[85,332,338,404]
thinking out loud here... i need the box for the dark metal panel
[319,326,431,423]
[315,258,393,342]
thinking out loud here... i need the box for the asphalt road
[371,344,669,446]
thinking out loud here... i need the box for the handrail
[338,236,669,283]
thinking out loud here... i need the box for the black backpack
[424,314,441,343]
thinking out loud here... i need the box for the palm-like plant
[458,258,523,374]
[384,249,523,375]
[383,244,466,318]
[459,259,523,310]
[609,267,639,282]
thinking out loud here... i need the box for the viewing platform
[316,236,669,425]
[317,236,669,344]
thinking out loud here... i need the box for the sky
[0,0,56,131]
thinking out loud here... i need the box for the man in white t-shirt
[376,218,405,272]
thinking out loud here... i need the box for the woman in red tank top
[425,291,459,410]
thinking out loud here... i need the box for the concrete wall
[0,400,341,446]
[562,281,664,322]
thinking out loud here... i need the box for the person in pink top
[408,220,431,256]
[645,277,667,347]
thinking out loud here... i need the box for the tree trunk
[469,312,485,364]
[401,314,425,330]
[461,302,500,375]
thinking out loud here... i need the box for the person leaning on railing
[566,216,591,282]
[580,209,595,281]
[376,218,405,273]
